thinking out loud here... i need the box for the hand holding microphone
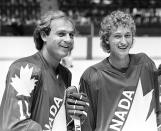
[66,86,89,125]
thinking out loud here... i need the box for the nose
[120,36,127,45]
[65,34,72,42]
[64,34,74,49]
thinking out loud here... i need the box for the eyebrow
[113,31,132,35]
[56,30,75,34]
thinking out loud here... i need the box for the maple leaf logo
[122,79,158,131]
[11,64,37,96]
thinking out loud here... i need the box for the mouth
[60,45,69,48]
[59,41,73,51]
[60,44,72,52]
[118,45,128,50]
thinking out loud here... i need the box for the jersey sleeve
[157,64,161,128]
[0,62,42,131]
[79,67,100,131]
[144,55,161,127]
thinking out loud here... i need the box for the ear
[105,39,111,53]
[105,37,108,43]
[40,31,47,42]
[105,39,110,46]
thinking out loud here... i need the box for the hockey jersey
[0,51,72,131]
[80,53,161,131]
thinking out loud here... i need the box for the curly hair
[99,10,136,53]
[33,10,75,50]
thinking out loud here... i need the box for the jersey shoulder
[81,59,106,83]
[131,53,154,65]
[8,52,42,82]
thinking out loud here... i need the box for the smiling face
[42,18,75,61]
[108,26,133,59]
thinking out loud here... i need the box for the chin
[59,49,70,57]
[117,51,129,56]
[61,52,68,58]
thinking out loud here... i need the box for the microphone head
[66,86,78,94]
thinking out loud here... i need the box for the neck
[109,55,130,69]
[41,49,60,69]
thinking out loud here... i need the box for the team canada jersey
[80,53,160,131]
[0,52,72,131]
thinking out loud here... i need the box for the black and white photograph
[0,0,161,131]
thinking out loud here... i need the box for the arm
[157,64,161,130]
[147,58,161,130]
[154,71,161,130]
[79,78,94,131]
[148,58,161,129]
[66,86,89,131]
[0,62,42,131]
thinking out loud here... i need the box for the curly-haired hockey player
[79,10,161,131]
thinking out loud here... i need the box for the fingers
[67,110,87,117]
[66,104,84,111]
[66,91,89,120]
[67,92,88,102]
[66,98,89,107]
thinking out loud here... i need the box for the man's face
[44,18,75,61]
[108,26,133,58]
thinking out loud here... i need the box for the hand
[66,86,89,122]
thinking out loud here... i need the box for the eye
[114,34,121,39]
[125,34,132,38]
[58,32,66,37]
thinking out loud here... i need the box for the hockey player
[79,10,161,131]
[0,10,89,131]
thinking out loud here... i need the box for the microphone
[66,86,81,131]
